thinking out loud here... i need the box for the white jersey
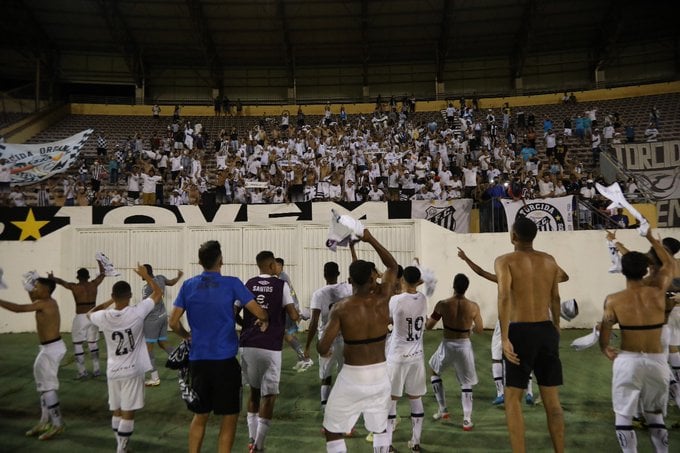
[310,282,353,337]
[90,298,155,380]
[387,291,428,362]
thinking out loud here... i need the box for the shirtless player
[49,260,106,379]
[495,217,565,453]
[1,276,67,440]
[600,228,674,452]
[319,228,399,453]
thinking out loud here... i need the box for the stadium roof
[1,0,677,93]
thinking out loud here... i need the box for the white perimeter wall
[1,219,678,334]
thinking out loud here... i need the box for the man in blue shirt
[519,144,537,163]
[169,240,269,453]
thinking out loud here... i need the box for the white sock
[430,375,447,412]
[88,341,100,373]
[117,419,134,453]
[526,377,533,397]
[461,387,473,421]
[74,343,86,374]
[150,369,160,381]
[39,393,49,424]
[321,384,331,409]
[670,351,680,382]
[326,439,347,453]
[492,362,504,397]
[409,397,424,445]
[646,413,668,453]
[111,415,121,434]
[372,431,390,452]
[387,400,397,445]
[255,417,270,450]
[43,390,62,427]
[670,379,680,407]
[615,413,637,453]
[247,412,258,440]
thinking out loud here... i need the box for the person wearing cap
[1,276,67,440]
[599,228,674,452]
[49,260,107,380]
[305,261,353,412]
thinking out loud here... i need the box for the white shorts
[240,347,282,396]
[667,306,680,346]
[108,374,146,411]
[319,336,344,380]
[388,358,427,397]
[72,314,99,343]
[491,321,502,361]
[323,362,391,435]
[429,338,479,387]
[34,339,67,392]
[612,352,669,417]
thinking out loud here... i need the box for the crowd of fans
[1,97,655,229]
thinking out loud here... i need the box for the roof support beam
[185,0,223,91]
[436,0,454,83]
[509,0,538,80]
[276,0,295,89]
[361,0,370,88]
[590,1,625,72]
[95,0,145,88]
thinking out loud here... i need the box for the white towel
[326,209,364,251]
[607,240,622,273]
[22,270,40,292]
[570,324,600,351]
[412,259,437,298]
[595,182,648,236]
[96,251,121,277]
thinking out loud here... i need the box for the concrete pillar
[135,85,145,105]
[362,85,370,99]
[435,81,445,100]
[514,77,523,93]
[595,68,606,88]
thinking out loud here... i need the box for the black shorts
[189,358,242,415]
[504,321,562,388]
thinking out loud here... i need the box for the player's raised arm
[134,263,161,303]
[458,248,497,283]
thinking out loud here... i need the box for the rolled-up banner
[0,129,94,186]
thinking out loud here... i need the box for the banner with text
[501,196,575,231]
[0,129,94,186]
[612,140,680,227]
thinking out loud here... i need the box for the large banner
[0,129,94,186]
[501,196,575,231]
[0,200,473,241]
[612,140,680,227]
[410,199,473,233]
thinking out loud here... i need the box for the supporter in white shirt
[537,174,555,198]
[367,184,385,201]
[140,169,162,205]
[8,186,26,206]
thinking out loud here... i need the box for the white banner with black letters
[0,129,94,186]
[501,196,575,231]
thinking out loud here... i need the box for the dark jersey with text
[241,276,287,351]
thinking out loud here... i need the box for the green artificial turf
[0,330,677,452]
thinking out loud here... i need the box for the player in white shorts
[88,264,162,453]
[386,266,428,452]
[49,261,107,379]
[319,228,400,453]
[239,251,299,453]
[1,276,67,441]
[305,261,353,412]
[426,274,483,431]
[600,229,674,453]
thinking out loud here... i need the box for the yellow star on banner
[11,208,50,241]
